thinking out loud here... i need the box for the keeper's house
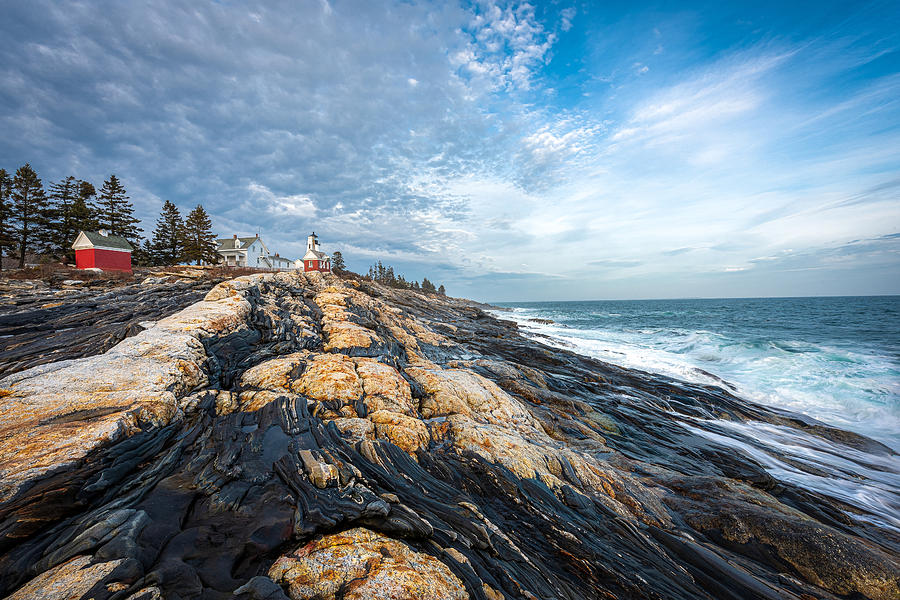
[71,230,133,272]
[216,234,270,268]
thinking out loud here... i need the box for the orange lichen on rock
[407,366,539,431]
[354,358,416,415]
[295,353,363,407]
[5,555,124,600]
[268,527,469,600]
[238,352,309,394]
[369,410,431,453]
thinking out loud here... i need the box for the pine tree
[78,180,96,200]
[96,175,141,246]
[135,239,155,267]
[69,179,99,239]
[331,251,345,273]
[47,176,79,260]
[0,169,12,271]
[421,277,436,294]
[10,164,50,268]
[150,200,185,265]
[70,196,96,233]
[438,284,446,295]
[183,204,218,265]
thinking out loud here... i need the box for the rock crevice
[0,272,897,600]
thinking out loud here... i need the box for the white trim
[71,231,91,250]
[77,246,131,253]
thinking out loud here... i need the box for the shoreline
[493,298,900,452]
[0,273,897,599]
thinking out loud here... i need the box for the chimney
[233,234,237,239]
[256,233,259,238]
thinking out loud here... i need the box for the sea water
[493,296,900,531]
[493,296,900,451]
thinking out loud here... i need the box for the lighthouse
[301,232,331,272]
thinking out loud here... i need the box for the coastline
[493,297,900,451]
[0,273,897,599]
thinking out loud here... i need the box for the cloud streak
[0,0,897,301]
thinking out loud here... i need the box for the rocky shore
[0,272,223,379]
[0,271,896,600]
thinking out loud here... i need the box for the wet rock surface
[0,272,897,600]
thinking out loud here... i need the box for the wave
[492,307,900,451]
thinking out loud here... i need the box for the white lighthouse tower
[300,232,331,272]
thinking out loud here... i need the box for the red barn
[72,230,133,272]
[301,232,331,272]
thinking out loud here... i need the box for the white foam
[492,308,900,451]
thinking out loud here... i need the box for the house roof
[74,231,133,251]
[303,248,329,261]
[216,236,262,251]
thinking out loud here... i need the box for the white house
[216,234,277,268]
[269,253,293,270]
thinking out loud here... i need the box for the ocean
[493,296,900,531]
[493,296,900,451]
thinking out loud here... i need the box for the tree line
[365,261,445,295]
[0,163,218,270]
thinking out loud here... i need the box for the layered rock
[0,271,896,600]
[0,273,221,379]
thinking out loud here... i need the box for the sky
[1,0,898,301]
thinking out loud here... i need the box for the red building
[301,232,331,272]
[71,230,133,272]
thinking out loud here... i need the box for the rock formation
[0,271,896,600]
[0,274,221,378]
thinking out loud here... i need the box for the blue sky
[1,0,898,301]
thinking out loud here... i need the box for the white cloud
[560,7,576,32]
[248,183,318,217]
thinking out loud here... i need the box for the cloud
[453,1,556,91]
[587,259,643,268]
[0,1,897,300]
[248,183,318,217]
[560,7,576,32]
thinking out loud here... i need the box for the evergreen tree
[70,196,96,233]
[135,239,155,267]
[10,164,50,268]
[48,176,79,260]
[96,175,141,246]
[421,277,436,294]
[438,284,446,295]
[150,200,185,265]
[331,251,345,273]
[183,204,218,265]
[72,180,98,228]
[78,180,96,202]
[411,281,420,291]
[0,169,12,271]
